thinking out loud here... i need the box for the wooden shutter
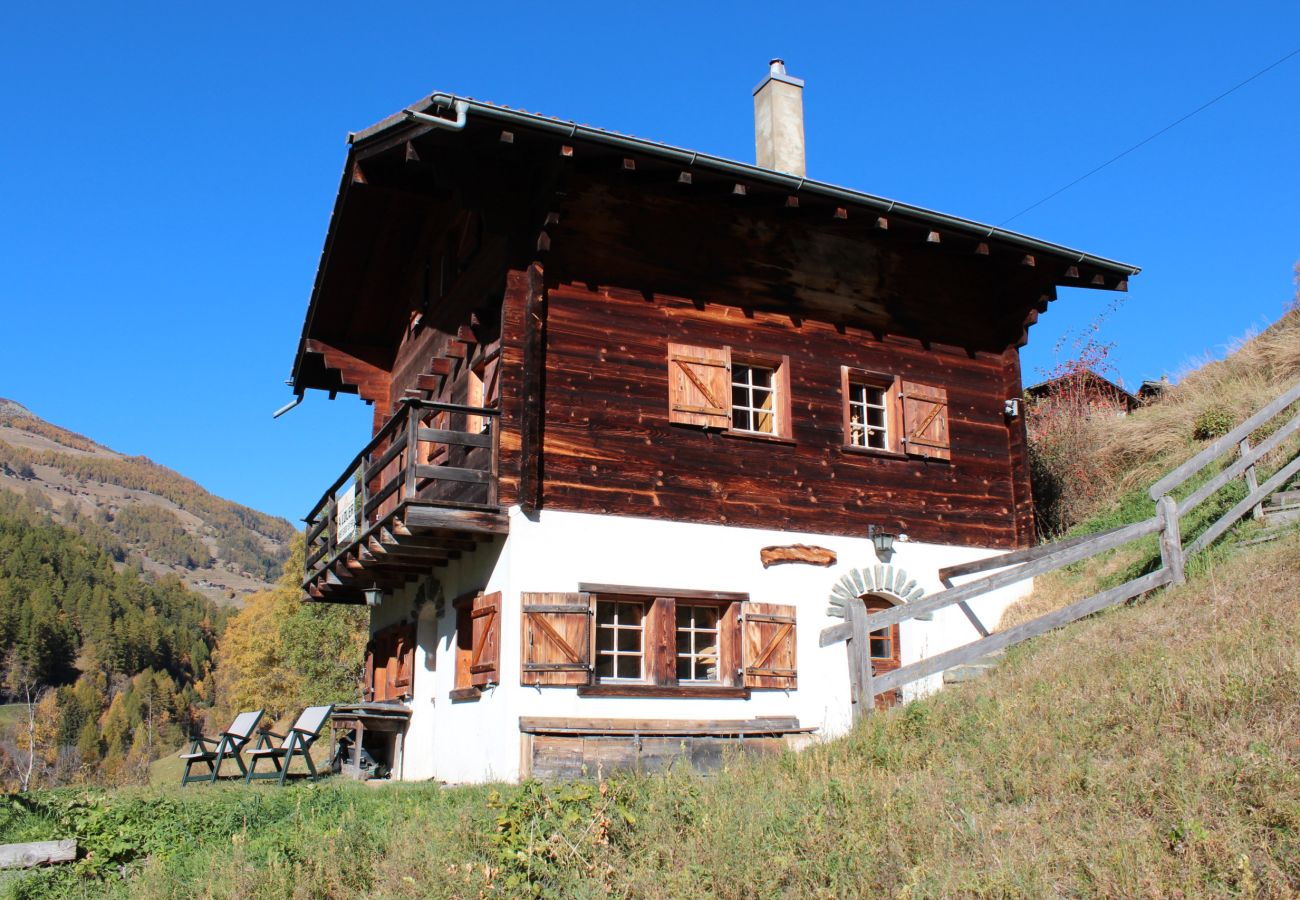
[469,592,501,687]
[741,603,797,689]
[363,637,377,702]
[392,622,416,695]
[521,592,592,686]
[900,380,951,461]
[667,343,731,428]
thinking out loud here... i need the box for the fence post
[1238,437,1261,520]
[844,599,875,724]
[1157,495,1185,585]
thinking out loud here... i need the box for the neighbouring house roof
[1025,370,1141,410]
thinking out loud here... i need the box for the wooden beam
[0,840,77,869]
[428,357,453,375]
[732,183,747,196]
[403,141,420,164]
[622,158,636,171]
[875,216,888,230]
[1021,254,1036,267]
[678,171,693,185]
[975,242,989,255]
[926,231,941,243]
[560,144,574,157]
[499,130,514,144]
[833,207,847,220]
[785,196,799,208]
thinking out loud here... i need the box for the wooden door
[862,595,902,709]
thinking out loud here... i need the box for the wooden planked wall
[526,281,1033,549]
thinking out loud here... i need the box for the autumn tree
[210,536,366,727]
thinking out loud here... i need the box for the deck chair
[245,705,334,786]
[179,709,264,786]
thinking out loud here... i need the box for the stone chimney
[753,58,806,176]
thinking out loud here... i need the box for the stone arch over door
[827,566,926,709]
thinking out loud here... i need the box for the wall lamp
[869,525,902,564]
[364,585,383,608]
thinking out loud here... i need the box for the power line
[1000,45,1300,226]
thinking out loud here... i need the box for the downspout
[404,98,470,131]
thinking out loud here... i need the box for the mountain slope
[0,400,294,605]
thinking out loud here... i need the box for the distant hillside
[0,400,295,605]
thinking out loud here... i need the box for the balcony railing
[304,398,500,587]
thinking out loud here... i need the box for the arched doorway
[861,593,901,708]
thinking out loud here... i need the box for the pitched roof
[350,92,1141,279]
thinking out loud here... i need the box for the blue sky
[2,2,1297,522]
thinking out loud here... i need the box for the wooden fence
[828,380,1300,720]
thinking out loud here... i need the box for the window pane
[694,607,718,629]
[596,602,615,625]
[617,627,640,653]
[867,406,884,427]
[615,655,639,679]
[596,655,613,678]
[870,629,891,659]
[751,368,772,388]
[597,627,614,653]
[676,631,692,655]
[734,408,752,432]
[618,602,642,625]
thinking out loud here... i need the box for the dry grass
[1101,309,1300,501]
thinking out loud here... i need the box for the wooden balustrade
[303,399,501,591]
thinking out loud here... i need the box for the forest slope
[0,400,294,605]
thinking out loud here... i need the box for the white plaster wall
[369,507,1032,784]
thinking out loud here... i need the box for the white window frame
[594,599,646,682]
[675,603,721,683]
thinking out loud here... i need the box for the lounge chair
[179,709,264,786]
[245,705,334,786]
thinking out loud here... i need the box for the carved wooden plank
[872,568,1174,695]
[759,544,837,568]
[0,840,76,869]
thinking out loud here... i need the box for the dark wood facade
[293,96,1136,597]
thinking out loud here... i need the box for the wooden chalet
[289,61,1138,782]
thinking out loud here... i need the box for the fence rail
[839,380,1300,717]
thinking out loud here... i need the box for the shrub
[1192,407,1235,441]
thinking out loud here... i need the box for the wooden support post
[404,405,418,503]
[1239,438,1261,519]
[1157,495,1185,585]
[842,599,875,723]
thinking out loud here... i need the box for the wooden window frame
[576,584,750,698]
[727,352,794,442]
[841,367,905,457]
[451,597,480,701]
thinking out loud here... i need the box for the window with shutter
[364,622,417,702]
[521,592,593,686]
[741,603,798,689]
[470,591,501,687]
[842,367,902,453]
[900,380,951,461]
[667,343,731,428]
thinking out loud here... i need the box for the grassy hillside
[2,528,1295,898]
[0,400,295,604]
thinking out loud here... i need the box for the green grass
[0,706,25,729]
[3,532,1297,898]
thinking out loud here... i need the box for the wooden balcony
[303,399,508,604]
